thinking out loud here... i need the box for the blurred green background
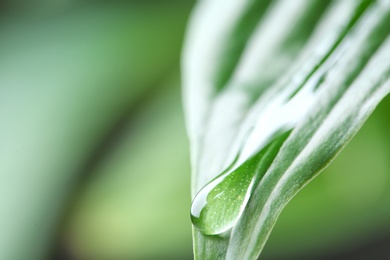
[0,1,389,260]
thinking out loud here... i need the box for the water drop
[191,131,290,235]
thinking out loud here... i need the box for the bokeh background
[0,1,390,260]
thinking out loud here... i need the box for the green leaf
[182,0,390,259]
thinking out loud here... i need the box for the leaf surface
[182,0,390,259]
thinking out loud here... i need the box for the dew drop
[191,131,290,235]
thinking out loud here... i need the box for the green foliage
[182,0,390,259]
[0,2,189,259]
